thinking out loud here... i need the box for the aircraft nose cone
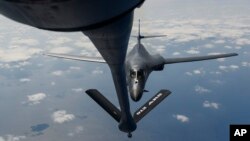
[130,89,143,102]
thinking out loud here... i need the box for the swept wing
[44,53,106,63]
[164,53,238,64]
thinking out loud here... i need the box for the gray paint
[44,21,238,136]
[125,21,237,102]
[83,12,137,133]
[0,1,237,137]
[0,0,143,135]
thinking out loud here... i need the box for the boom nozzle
[128,132,132,138]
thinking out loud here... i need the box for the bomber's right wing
[164,53,238,64]
[44,53,106,63]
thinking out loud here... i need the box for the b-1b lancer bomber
[0,0,238,138]
[45,20,238,137]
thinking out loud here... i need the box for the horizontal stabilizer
[44,52,106,63]
[140,35,167,39]
[164,53,238,64]
[131,19,167,40]
[131,35,167,39]
[86,89,121,122]
[133,89,171,123]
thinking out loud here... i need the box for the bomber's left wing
[164,53,238,64]
[44,53,106,63]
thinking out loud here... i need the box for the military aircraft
[0,0,238,138]
[0,0,145,136]
[44,20,238,137]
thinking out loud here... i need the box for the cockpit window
[137,69,143,79]
[130,69,144,79]
[130,70,136,78]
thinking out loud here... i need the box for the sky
[0,0,250,141]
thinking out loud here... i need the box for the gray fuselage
[0,1,237,136]
[126,41,165,102]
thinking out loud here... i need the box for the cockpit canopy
[130,69,144,79]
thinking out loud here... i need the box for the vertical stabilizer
[132,20,167,41]
[137,19,141,43]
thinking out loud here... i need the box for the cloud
[133,19,250,49]
[219,65,239,71]
[186,68,206,76]
[11,38,39,46]
[73,39,101,57]
[18,61,31,66]
[176,35,198,42]
[235,38,250,46]
[48,47,73,54]
[51,81,56,86]
[235,46,242,50]
[69,66,81,70]
[154,45,166,54]
[193,69,203,75]
[203,101,220,109]
[0,135,26,141]
[230,65,239,69]
[214,39,225,44]
[92,67,103,75]
[19,78,31,82]
[193,70,201,74]
[210,79,224,85]
[186,49,200,55]
[51,70,63,76]
[68,126,84,137]
[47,37,72,46]
[0,47,41,63]
[216,58,226,62]
[172,52,181,56]
[52,110,75,124]
[241,61,250,67]
[72,88,83,93]
[27,93,47,105]
[173,114,189,123]
[218,65,227,71]
[203,44,214,49]
[37,63,43,67]
[185,72,193,76]
[74,40,94,48]
[195,85,211,94]
[0,61,31,69]
[224,45,233,49]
